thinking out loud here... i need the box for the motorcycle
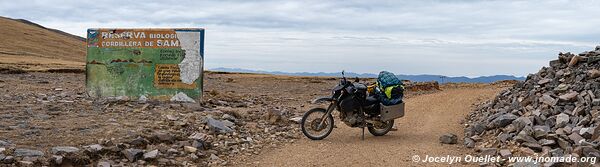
[301,71,406,140]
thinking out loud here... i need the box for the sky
[1,0,599,77]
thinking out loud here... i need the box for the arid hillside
[0,16,85,73]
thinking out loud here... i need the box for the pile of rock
[0,104,303,166]
[464,46,600,166]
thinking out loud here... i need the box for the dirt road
[238,87,503,167]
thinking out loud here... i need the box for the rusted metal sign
[86,28,204,102]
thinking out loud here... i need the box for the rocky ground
[464,46,600,166]
[0,71,440,166]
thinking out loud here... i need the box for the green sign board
[86,28,204,102]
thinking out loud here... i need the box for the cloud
[0,0,599,76]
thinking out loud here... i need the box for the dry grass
[0,17,85,72]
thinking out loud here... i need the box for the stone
[582,146,600,158]
[14,149,44,157]
[538,78,552,85]
[170,92,196,103]
[593,99,600,106]
[540,95,556,106]
[97,161,111,167]
[222,114,237,122]
[512,117,532,132]
[123,148,143,162]
[569,55,583,67]
[497,133,513,143]
[514,130,537,144]
[559,92,579,102]
[580,127,594,139]
[152,132,175,143]
[522,142,542,152]
[206,117,233,134]
[540,139,556,146]
[0,147,4,154]
[143,150,159,160]
[464,137,475,148]
[593,126,600,140]
[549,59,562,68]
[267,108,283,124]
[2,156,14,164]
[222,120,235,128]
[184,146,197,153]
[532,125,550,139]
[589,70,600,79]
[554,84,569,92]
[519,147,537,156]
[192,140,207,150]
[84,144,103,153]
[289,117,302,124]
[550,148,564,157]
[499,149,512,158]
[439,133,458,144]
[0,140,9,147]
[189,132,210,141]
[51,155,63,165]
[479,148,497,156]
[556,113,570,128]
[18,161,33,166]
[129,136,149,146]
[51,146,80,155]
[569,133,585,144]
[210,154,221,161]
[487,113,518,129]
[138,95,148,103]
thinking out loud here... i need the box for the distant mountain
[209,67,525,83]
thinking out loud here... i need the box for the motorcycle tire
[301,108,334,140]
[368,119,394,136]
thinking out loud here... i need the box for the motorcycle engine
[338,96,363,127]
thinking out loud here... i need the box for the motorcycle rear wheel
[368,119,394,136]
[301,108,334,140]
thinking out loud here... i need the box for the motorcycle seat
[365,96,379,106]
[353,83,367,91]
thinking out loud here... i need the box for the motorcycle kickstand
[361,127,365,140]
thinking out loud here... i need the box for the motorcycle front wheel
[368,119,394,136]
[301,108,334,140]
